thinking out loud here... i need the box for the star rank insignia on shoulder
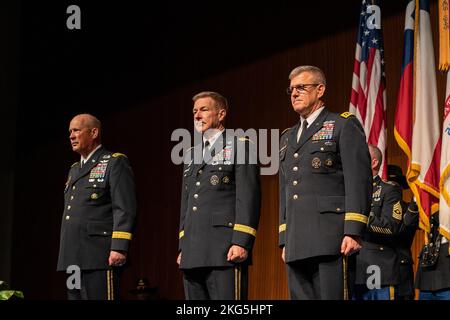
[340,111,354,119]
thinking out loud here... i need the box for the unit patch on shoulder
[340,112,354,119]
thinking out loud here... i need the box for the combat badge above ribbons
[312,121,335,141]
[312,157,321,169]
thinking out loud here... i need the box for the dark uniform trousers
[354,175,404,300]
[287,255,346,300]
[67,268,121,300]
[183,265,248,300]
[279,109,372,300]
[179,132,261,300]
[57,147,137,300]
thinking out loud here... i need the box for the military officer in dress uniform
[57,114,137,300]
[353,145,404,300]
[279,65,372,300]
[177,91,261,300]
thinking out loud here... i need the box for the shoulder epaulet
[281,127,291,135]
[238,137,254,144]
[385,180,399,187]
[340,111,354,119]
[71,162,79,168]
[112,152,127,158]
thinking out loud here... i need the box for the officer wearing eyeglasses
[278,65,372,300]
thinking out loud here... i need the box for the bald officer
[57,114,137,300]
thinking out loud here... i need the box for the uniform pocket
[211,212,235,228]
[309,141,337,174]
[88,221,113,236]
[85,186,109,205]
[317,195,345,214]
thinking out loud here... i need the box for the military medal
[325,158,333,167]
[91,193,99,200]
[373,186,382,202]
[312,157,321,169]
[222,176,230,184]
[90,163,108,180]
[210,175,220,185]
[312,121,335,141]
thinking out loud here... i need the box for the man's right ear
[91,127,99,139]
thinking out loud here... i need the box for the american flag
[349,0,387,180]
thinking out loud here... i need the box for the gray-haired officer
[279,65,372,300]
[57,114,137,300]
[177,91,261,300]
[353,145,404,300]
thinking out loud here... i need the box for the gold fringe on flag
[439,0,450,71]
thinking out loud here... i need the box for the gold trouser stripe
[107,270,111,300]
[345,212,368,224]
[112,231,132,240]
[111,269,114,300]
[179,230,184,239]
[234,265,241,300]
[233,224,257,237]
[343,256,348,300]
[389,286,395,300]
[279,224,286,233]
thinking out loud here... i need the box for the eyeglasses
[286,84,320,95]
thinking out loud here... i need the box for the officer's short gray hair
[74,113,102,140]
[288,65,327,86]
[192,91,229,112]
[368,144,382,170]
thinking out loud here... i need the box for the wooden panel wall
[11,0,444,299]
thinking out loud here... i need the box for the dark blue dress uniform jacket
[355,176,404,286]
[279,108,372,262]
[57,146,137,271]
[178,132,261,269]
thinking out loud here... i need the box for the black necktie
[297,119,308,143]
[203,140,210,158]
